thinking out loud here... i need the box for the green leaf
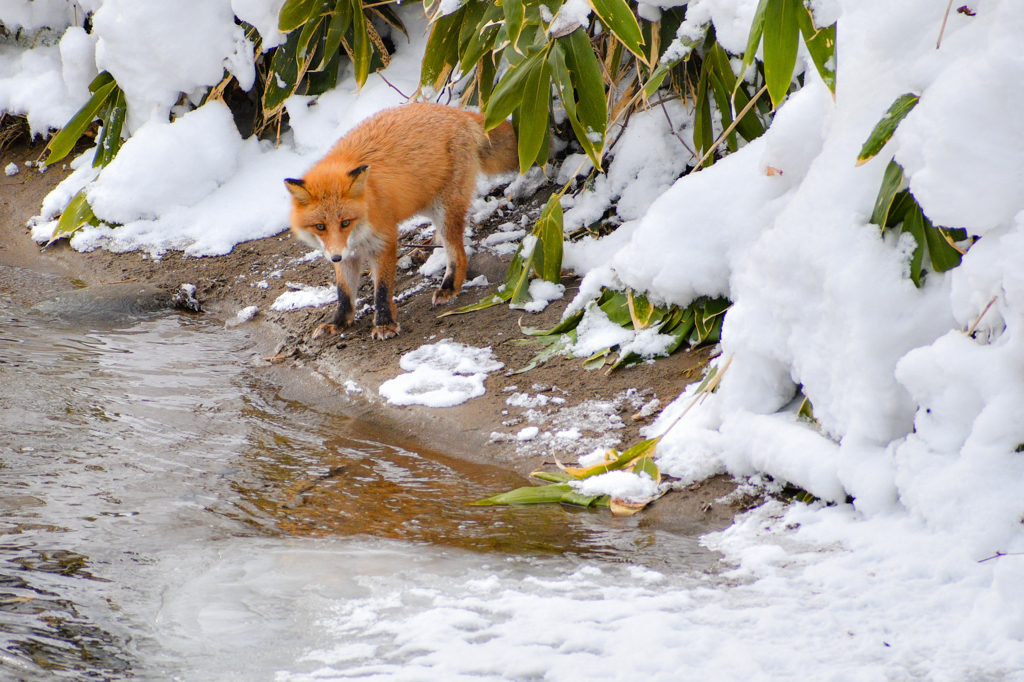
[350,0,372,87]
[598,289,633,327]
[901,200,927,287]
[279,0,319,32]
[263,28,302,111]
[319,2,352,72]
[484,44,545,130]
[532,193,563,282]
[798,396,815,422]
[472,483,597,507]
[517,51,552,172]
[738,0,769,92]
[460,1,503,69]
[296,12,325,62]
[48,190,99,245]
[706,41,764,142]
[93,87,126,168]
[583,348,611,370]
[520,308,584,336]
[513,331,575,374]
[797,4,835,94]
[762,0,800,109]
[504,0,526,54]
[559,28,606,169]
[693,52,715,165]
[632,455,660,484]
[870,159,906,228]
[44,80,117,166]
[370,2,408,39]
[922,211,963,273]
[531,471,574,483]
[421,4,466,90]
[88,71,114,94]
[589,0,645,61]
[856,93,919,166]
[444,289,512,316]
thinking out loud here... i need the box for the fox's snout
[330,254,343,263]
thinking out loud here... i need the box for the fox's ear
[348,165,370,199]
[284,178,311,205]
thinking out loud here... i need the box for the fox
[284,102,519,341]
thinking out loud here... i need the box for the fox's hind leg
[313,256,361,339]
[430,195,470,306]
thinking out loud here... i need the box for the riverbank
[1,135,744,537]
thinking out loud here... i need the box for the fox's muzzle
[331,254,343,262]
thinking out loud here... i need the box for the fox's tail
[474,118,519,175]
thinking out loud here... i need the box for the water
[0,266,719,681]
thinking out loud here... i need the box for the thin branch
[966,295,998,337]
[978,551,1024,563]
[657,97,696,158]
[375,72,410,101]
[936,0,955,49]
[687,82,769,174]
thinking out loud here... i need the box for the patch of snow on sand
[378,340,504,408]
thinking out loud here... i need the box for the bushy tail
[476,119,519,175]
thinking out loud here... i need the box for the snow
[270,283,337,312]
[572,469,659,502]
[5,162,18,176]
[378,340,504,408]
[4,0,1024,676]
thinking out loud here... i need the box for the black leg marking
[373,282,393,327]
[440,273,455,291]
[332,285,353,327]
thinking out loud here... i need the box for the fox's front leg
[313,256,361,339]
[370,240,400,340]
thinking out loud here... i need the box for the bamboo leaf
[370,2,408,39]
[472,483,598,507]
[512,330,575,373]
[484,45,545,130]
[922,211,963,273]
[279,0,319,32]
[598,289,633,327]
[763,0,800,109]
[631,455,661,484]
[350,0,372,87]
[582,348,610,370]
[797,4,835,94]
[504,0,526,54]
[870,159,907,228]
[533,193,564,282]
[563,439,659,479]
[320,2,352,72]
[531,470,574,483]
[901,200,927,287]
[693,48,714,165]
[47,190,99,245]
[589,0,646,62]
[856,93,919,166]
[738,0,770,90]
[422,4,466,90]
[518,51,552,172]
[443,289,512,316]
[44,80,117,166]
[520,308,584,336]
[263,28,302,111]
[93,87,126,168]
[460,2,503,69]
[559,28,606,169]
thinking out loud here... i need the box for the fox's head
[284,164,371,263]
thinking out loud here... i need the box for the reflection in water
[0,266,713,681]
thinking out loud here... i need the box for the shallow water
[0,265,717,681]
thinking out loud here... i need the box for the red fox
[284,102,518,340]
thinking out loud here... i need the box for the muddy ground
[1,135,748,537]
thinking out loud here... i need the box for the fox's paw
[371,322,400,340]
[432,288,459,306]
[312,323,340,340]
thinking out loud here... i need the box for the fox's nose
[331,254,342,263]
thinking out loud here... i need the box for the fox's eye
[314,223,326,232]
[341,219,351,228]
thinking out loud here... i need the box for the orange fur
[285,103,519,340]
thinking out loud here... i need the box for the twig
[965,295,998,337]
[376,72,410,101]
[657,97,696,158]
[655,354,733,441]
[688,83,769,174]
[978,551,1024,563]
[936,0,955,49]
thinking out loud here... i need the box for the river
[0,264,720,681]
